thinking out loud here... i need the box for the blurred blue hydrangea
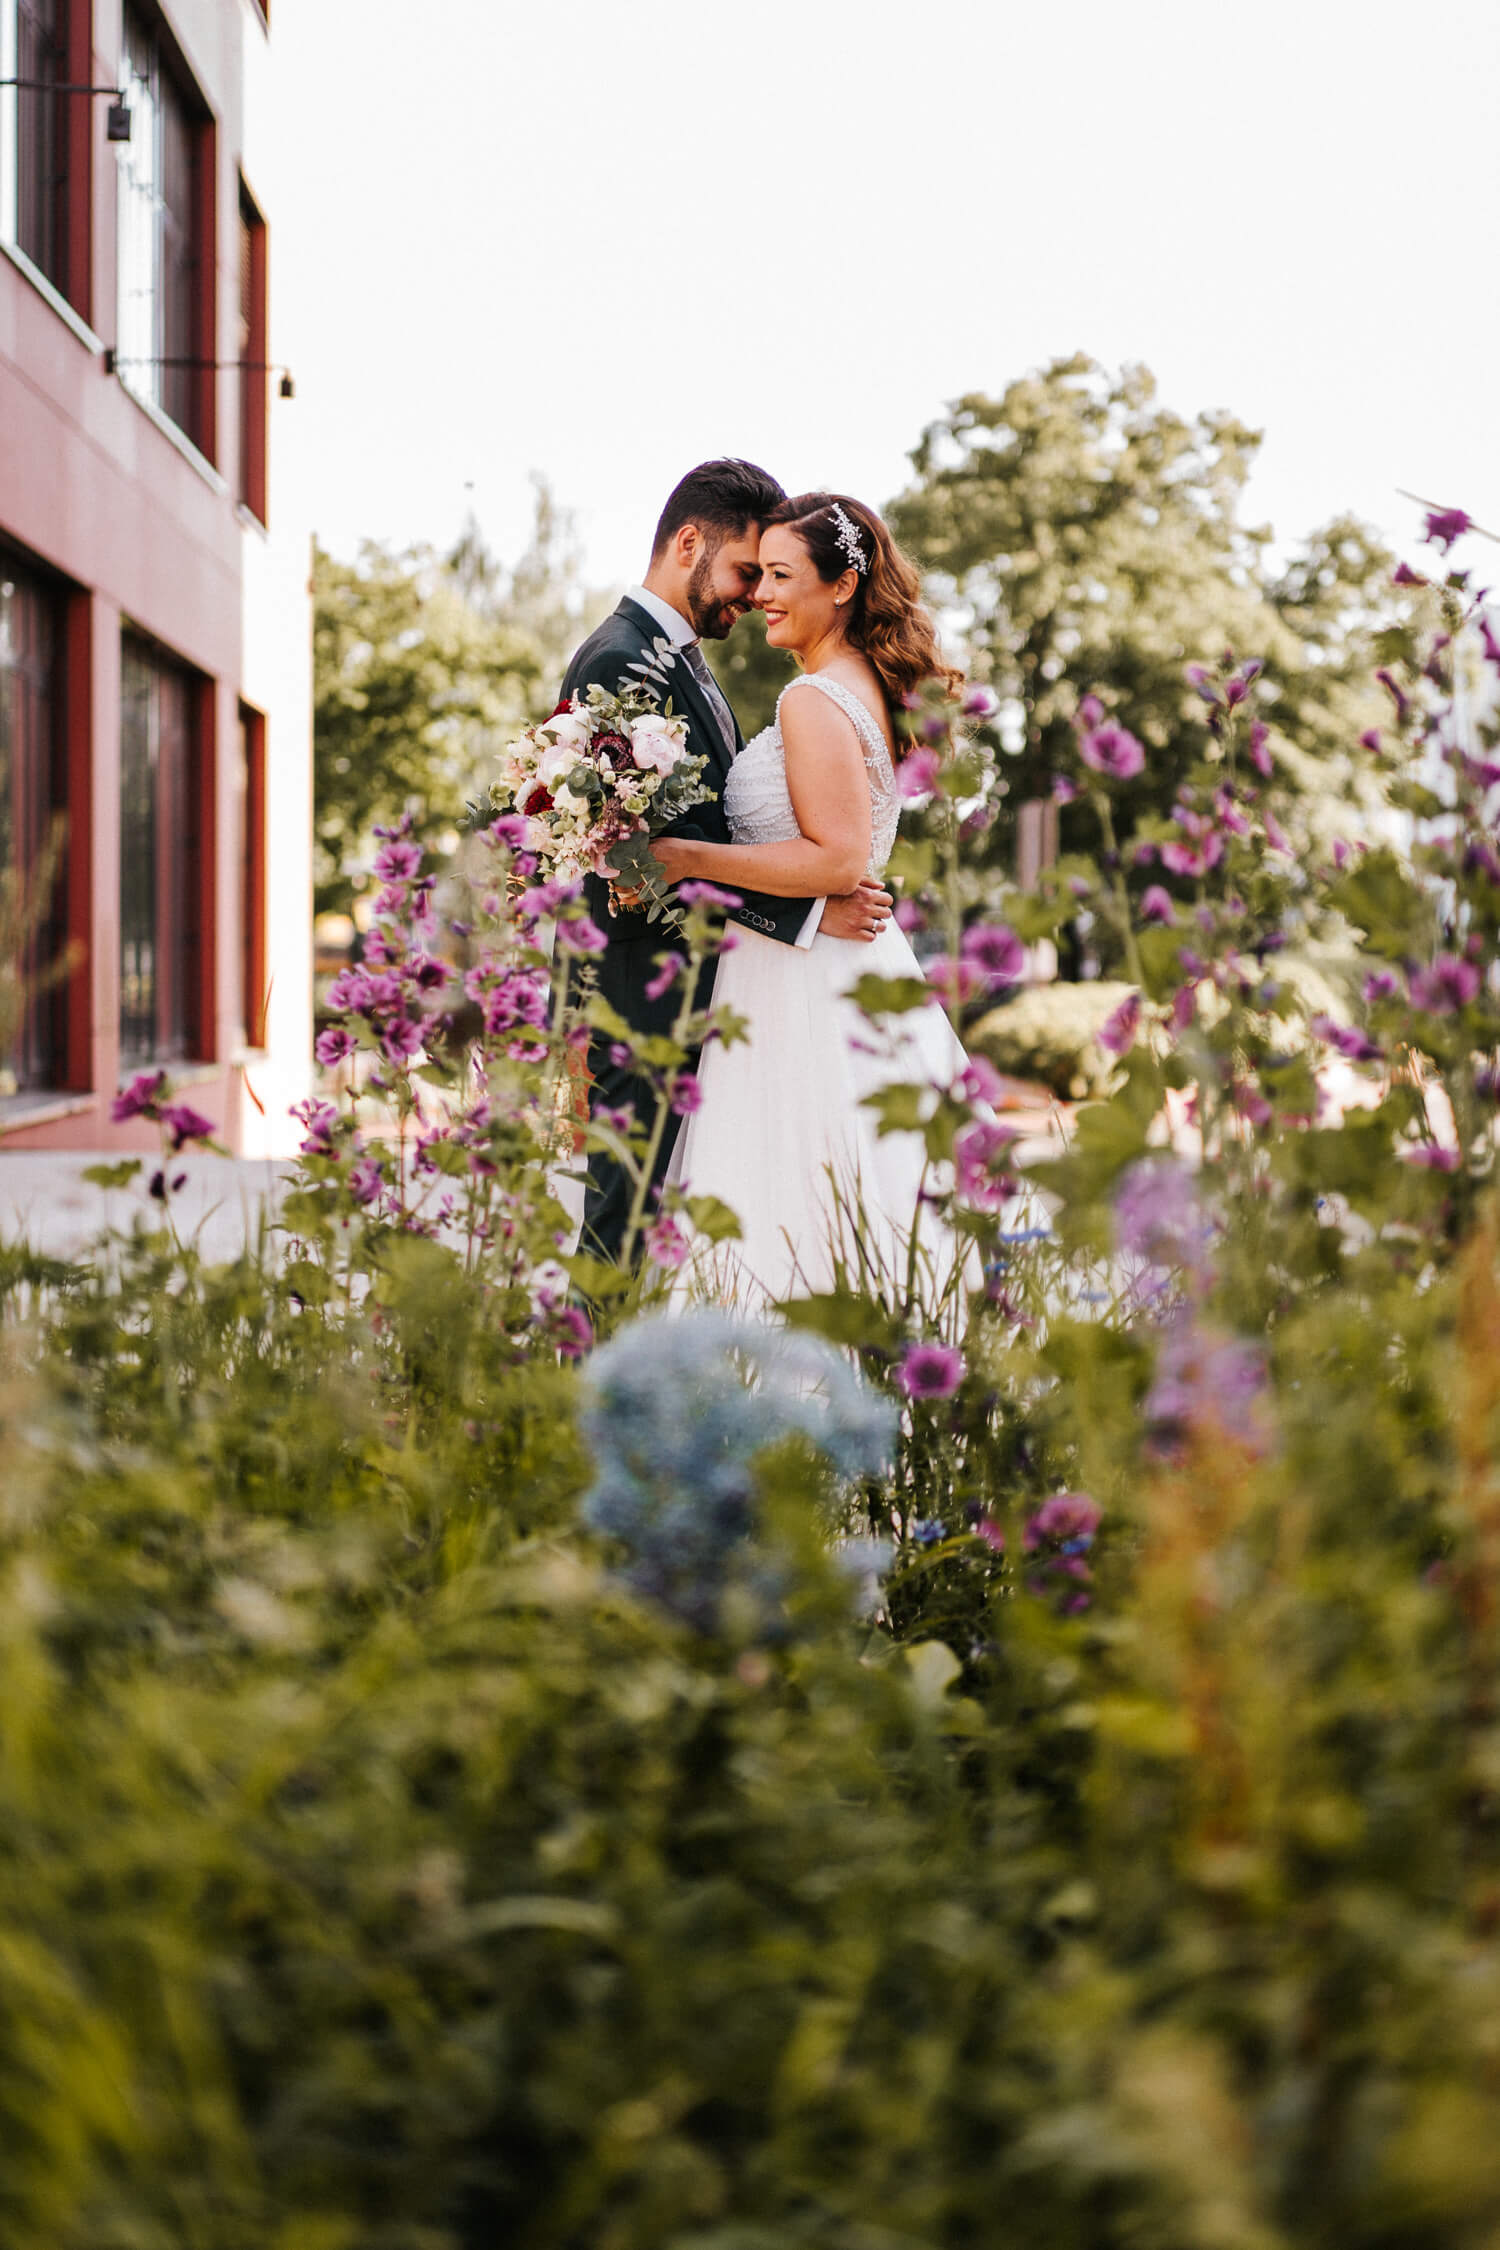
[580,1310,895,1634]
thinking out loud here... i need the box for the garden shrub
[1,511,1500,2246]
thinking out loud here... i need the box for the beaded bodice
[723,673,900,879]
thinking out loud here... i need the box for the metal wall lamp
[0,78,131,138]
[104,348,295,398]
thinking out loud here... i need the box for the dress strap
[779,672,891,768]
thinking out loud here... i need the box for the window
[0,549,65,1091]
[0,0,69,295]
[238,704,266,1045]
[115,6,213,452]
[119,633,205,1067]
[237,183,267,520]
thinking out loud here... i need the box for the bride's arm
[651,693,871,897]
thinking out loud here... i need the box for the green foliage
[887,356,1418,890]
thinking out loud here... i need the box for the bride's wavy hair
[762,491,962,735]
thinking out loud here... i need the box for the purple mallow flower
[643,952,686,1003]
[1097,991,1140,1057]
[348,1155,384,1206]
[953,1118,1020,1213]
[676,881,744,910]
[1309,1012,1382,1063]
[1410,954,1480,1015]
[895,1341,965,1401]
[1079,722,1146,780]
[372,838,422,884]
[315,1027,356,1067]
[1114,1155,1213,1276]
[556,913,609,956]
[1403,1143,1461,1172]
[160,1101,215,1153]
[1140,885,1176,925]
[961,920,1025,984]
[1423,506,1472,554]
[110,1068,168,1124]
[643,1214,689,1269]
[897,747,942,800]
[668,1073,702,1116]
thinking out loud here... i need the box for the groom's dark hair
[650,458,787,560]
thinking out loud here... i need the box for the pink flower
[643,1214,689,1269]
[897,747,942,800]
[315,1028,356,1066]
[1423,507,1472,553]
[962,683,1000,719]
[1140,885,1176,925]
[1079,722,1146,780]
[110,1068,167,1124]
[1410,954,1480,1014]
[549,1303,594,1359]
[896,1341,965,1400]
[960,921,1025,984]
[556,914,609,956]
[372,838,422,884]
[1403,1143,1461,1172]
[629,723,682,775]
[1052,774,1079,805]
[926,957,984,1009]
[956,1054,1005,1105]
[894,898,927,934]
[348,1155,384,1205]
[1076,694,1104,728]
[1363,968,1401,1002]
[293,1099,339,1155]
[1024,1491,1101,1553]
[1171,984,1197,1034]
[1098,992,1140,1056]
[973,1517,1006,1553]
[1231,1081,1273,1128]
[488,813,529,849]
[676,881,744,910]
[1359,729,1382,754]
[1160,835,1223,879]
[643,952,686,1003]
[1309,1012,1382,1063]
[160,1101,215,1153]
[1248,720,1272,776]
[668,1073,702,1116]
[954,1118,1021,1212]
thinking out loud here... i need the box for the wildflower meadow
[3,508,1500,2247]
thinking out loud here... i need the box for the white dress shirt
[626,584,824,948]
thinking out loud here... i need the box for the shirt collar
[627,583,696,647]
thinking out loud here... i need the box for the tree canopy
[887,355,1418,860]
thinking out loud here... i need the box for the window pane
[0,0,68,292]
[119,633,193,1067]
[0,552,63,1091]
[116,8,204,446]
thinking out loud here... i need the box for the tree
[887,356,1417,870]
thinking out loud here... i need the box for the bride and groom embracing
[562,456,973,1304]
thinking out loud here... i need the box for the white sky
[277,0,1500,591]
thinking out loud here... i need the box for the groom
[560,456,894,1266]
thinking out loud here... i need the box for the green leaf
[847,974,935,1018]
[82,1160,143,1190]
[684,1193,742,1244]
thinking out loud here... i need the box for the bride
[650,491,975,1305]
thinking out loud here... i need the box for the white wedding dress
[667,672,974,1307]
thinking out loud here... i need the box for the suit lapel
[615,598,738,790]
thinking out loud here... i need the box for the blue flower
[580,1311,895,1633]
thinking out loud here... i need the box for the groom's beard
[686,553,748,641]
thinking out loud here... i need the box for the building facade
[0,0,310,1153]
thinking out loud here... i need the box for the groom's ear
[673,521,701,568]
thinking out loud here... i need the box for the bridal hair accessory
[828,501,869,577]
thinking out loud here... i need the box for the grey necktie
[679,640,738,759]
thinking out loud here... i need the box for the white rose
[552,783,588,818]
[538,742,578,788]
[542,710,592,750]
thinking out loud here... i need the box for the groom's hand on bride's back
[821,881,894,943]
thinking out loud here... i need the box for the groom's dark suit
[560,595,816,1265]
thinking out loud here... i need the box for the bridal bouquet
[488,680,714,922]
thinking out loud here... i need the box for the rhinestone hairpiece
[828,500,869,577]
